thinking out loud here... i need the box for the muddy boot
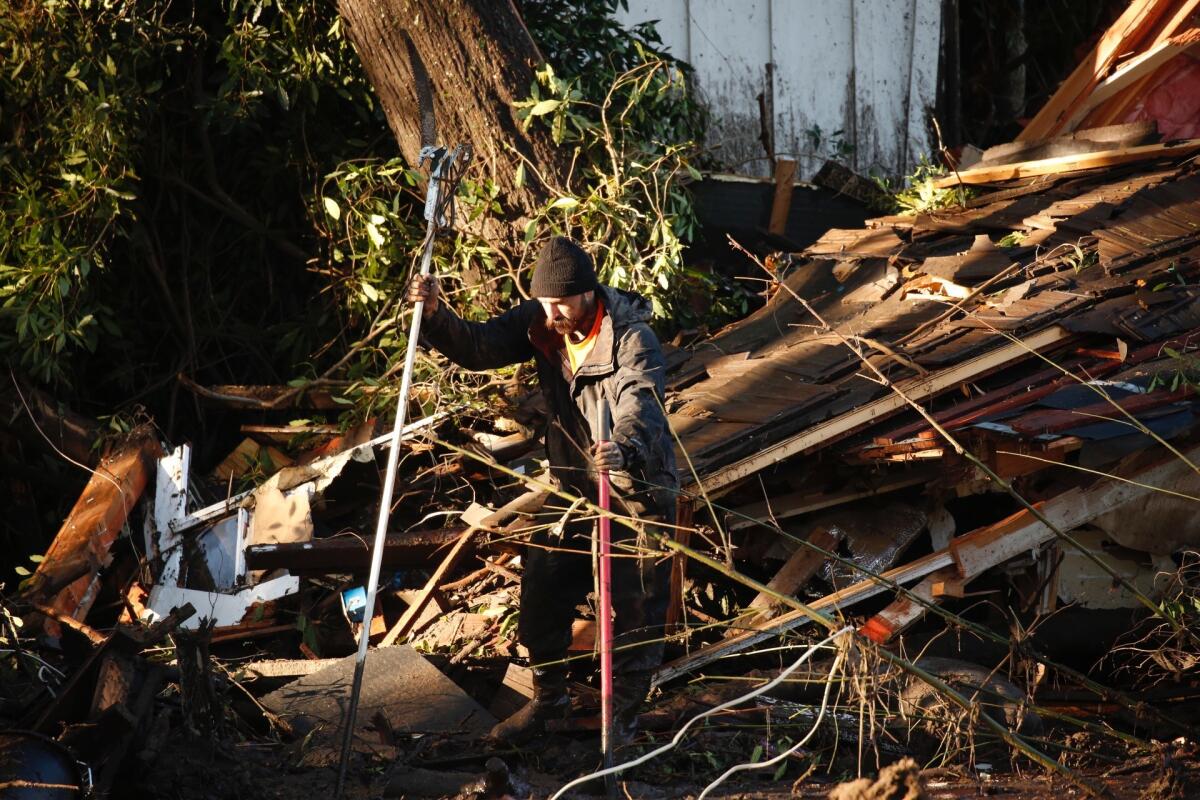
[611,670,653,748]
[487,666,570,745]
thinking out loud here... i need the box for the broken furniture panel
[144,574,299,631]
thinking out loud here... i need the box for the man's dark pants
[518,490,675,710]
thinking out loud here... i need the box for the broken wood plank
[390,589,450,639]
[1067,27,1200,130]
[654,549,955,686]
[178,379,344,410]
[31,602,106,647]
[768,158,797,235]
[380,528,476,647]
[951,442,1200,579]
[488,663,535,719]
[859,566,959,644]
[379,492,547,647]
[1018,0,1177,141]
[932,138,1200,188]
[697,326,1072,495]
[744,527,840,618]
[213,437,293,481]
[244,528,467,573]
[26,429,161,635]
[1082,9,1200,129]
[660,441,1200,684]
[243,658,339,679]
[1007,386,1192,436]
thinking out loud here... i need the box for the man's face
[538,291,595,336]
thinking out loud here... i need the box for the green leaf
[361,281,379,301]
[523,219,538,243]
[366,222,385,248]
[322,197,341,220]
[14,566,30,576]
[550,196,579,210]
[750,745,763,763]
[514,162,526,189]
[773,761,788,781]
[529,98,561,117]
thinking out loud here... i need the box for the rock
[827,757,927,800]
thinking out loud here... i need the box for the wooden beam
[932,138,1200,188]
[950,446,1200,579]
[666,497,694,632]
[1018,0,1173,141]
[768,158,797,235]
[696,326,1072,495]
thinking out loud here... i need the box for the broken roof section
[650,1,1200,678]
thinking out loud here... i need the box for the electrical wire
[697,636,849,799]
[548,626,853,800]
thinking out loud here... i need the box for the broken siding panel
[851,0,923,178]
[770,0,856,178]
[616,0,941,179]
[905,0,942,171]
[687,0,773,173]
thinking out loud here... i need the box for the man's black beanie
[530,236,598,297]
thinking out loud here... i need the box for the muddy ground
[128,722,1199,799]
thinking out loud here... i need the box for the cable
[697,638,848,799]
[548,626,853,800]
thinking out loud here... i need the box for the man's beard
[549,318,576,335]
[545,299,594,337]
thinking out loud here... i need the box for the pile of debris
[4,2,1200,797]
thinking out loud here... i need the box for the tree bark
[336,0,571,233]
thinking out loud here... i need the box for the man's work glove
[407,274,440,320]
[592,440,625,472]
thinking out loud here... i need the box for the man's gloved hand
[592,440,624,472]
[407,274,440,320]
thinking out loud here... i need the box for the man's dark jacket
[421,285,678,512]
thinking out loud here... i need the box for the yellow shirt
[564,301,606,373]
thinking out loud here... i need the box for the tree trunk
[336,0,570,234]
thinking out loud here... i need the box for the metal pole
[334,158,445,798]
[595,401,617,800]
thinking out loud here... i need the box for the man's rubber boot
[487,666,570,745]
[612,670,653,748]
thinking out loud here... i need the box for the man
[408,235,678,744]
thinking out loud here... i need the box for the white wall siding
[616,0,942,179]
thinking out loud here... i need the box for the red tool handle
[596,402,617,795]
